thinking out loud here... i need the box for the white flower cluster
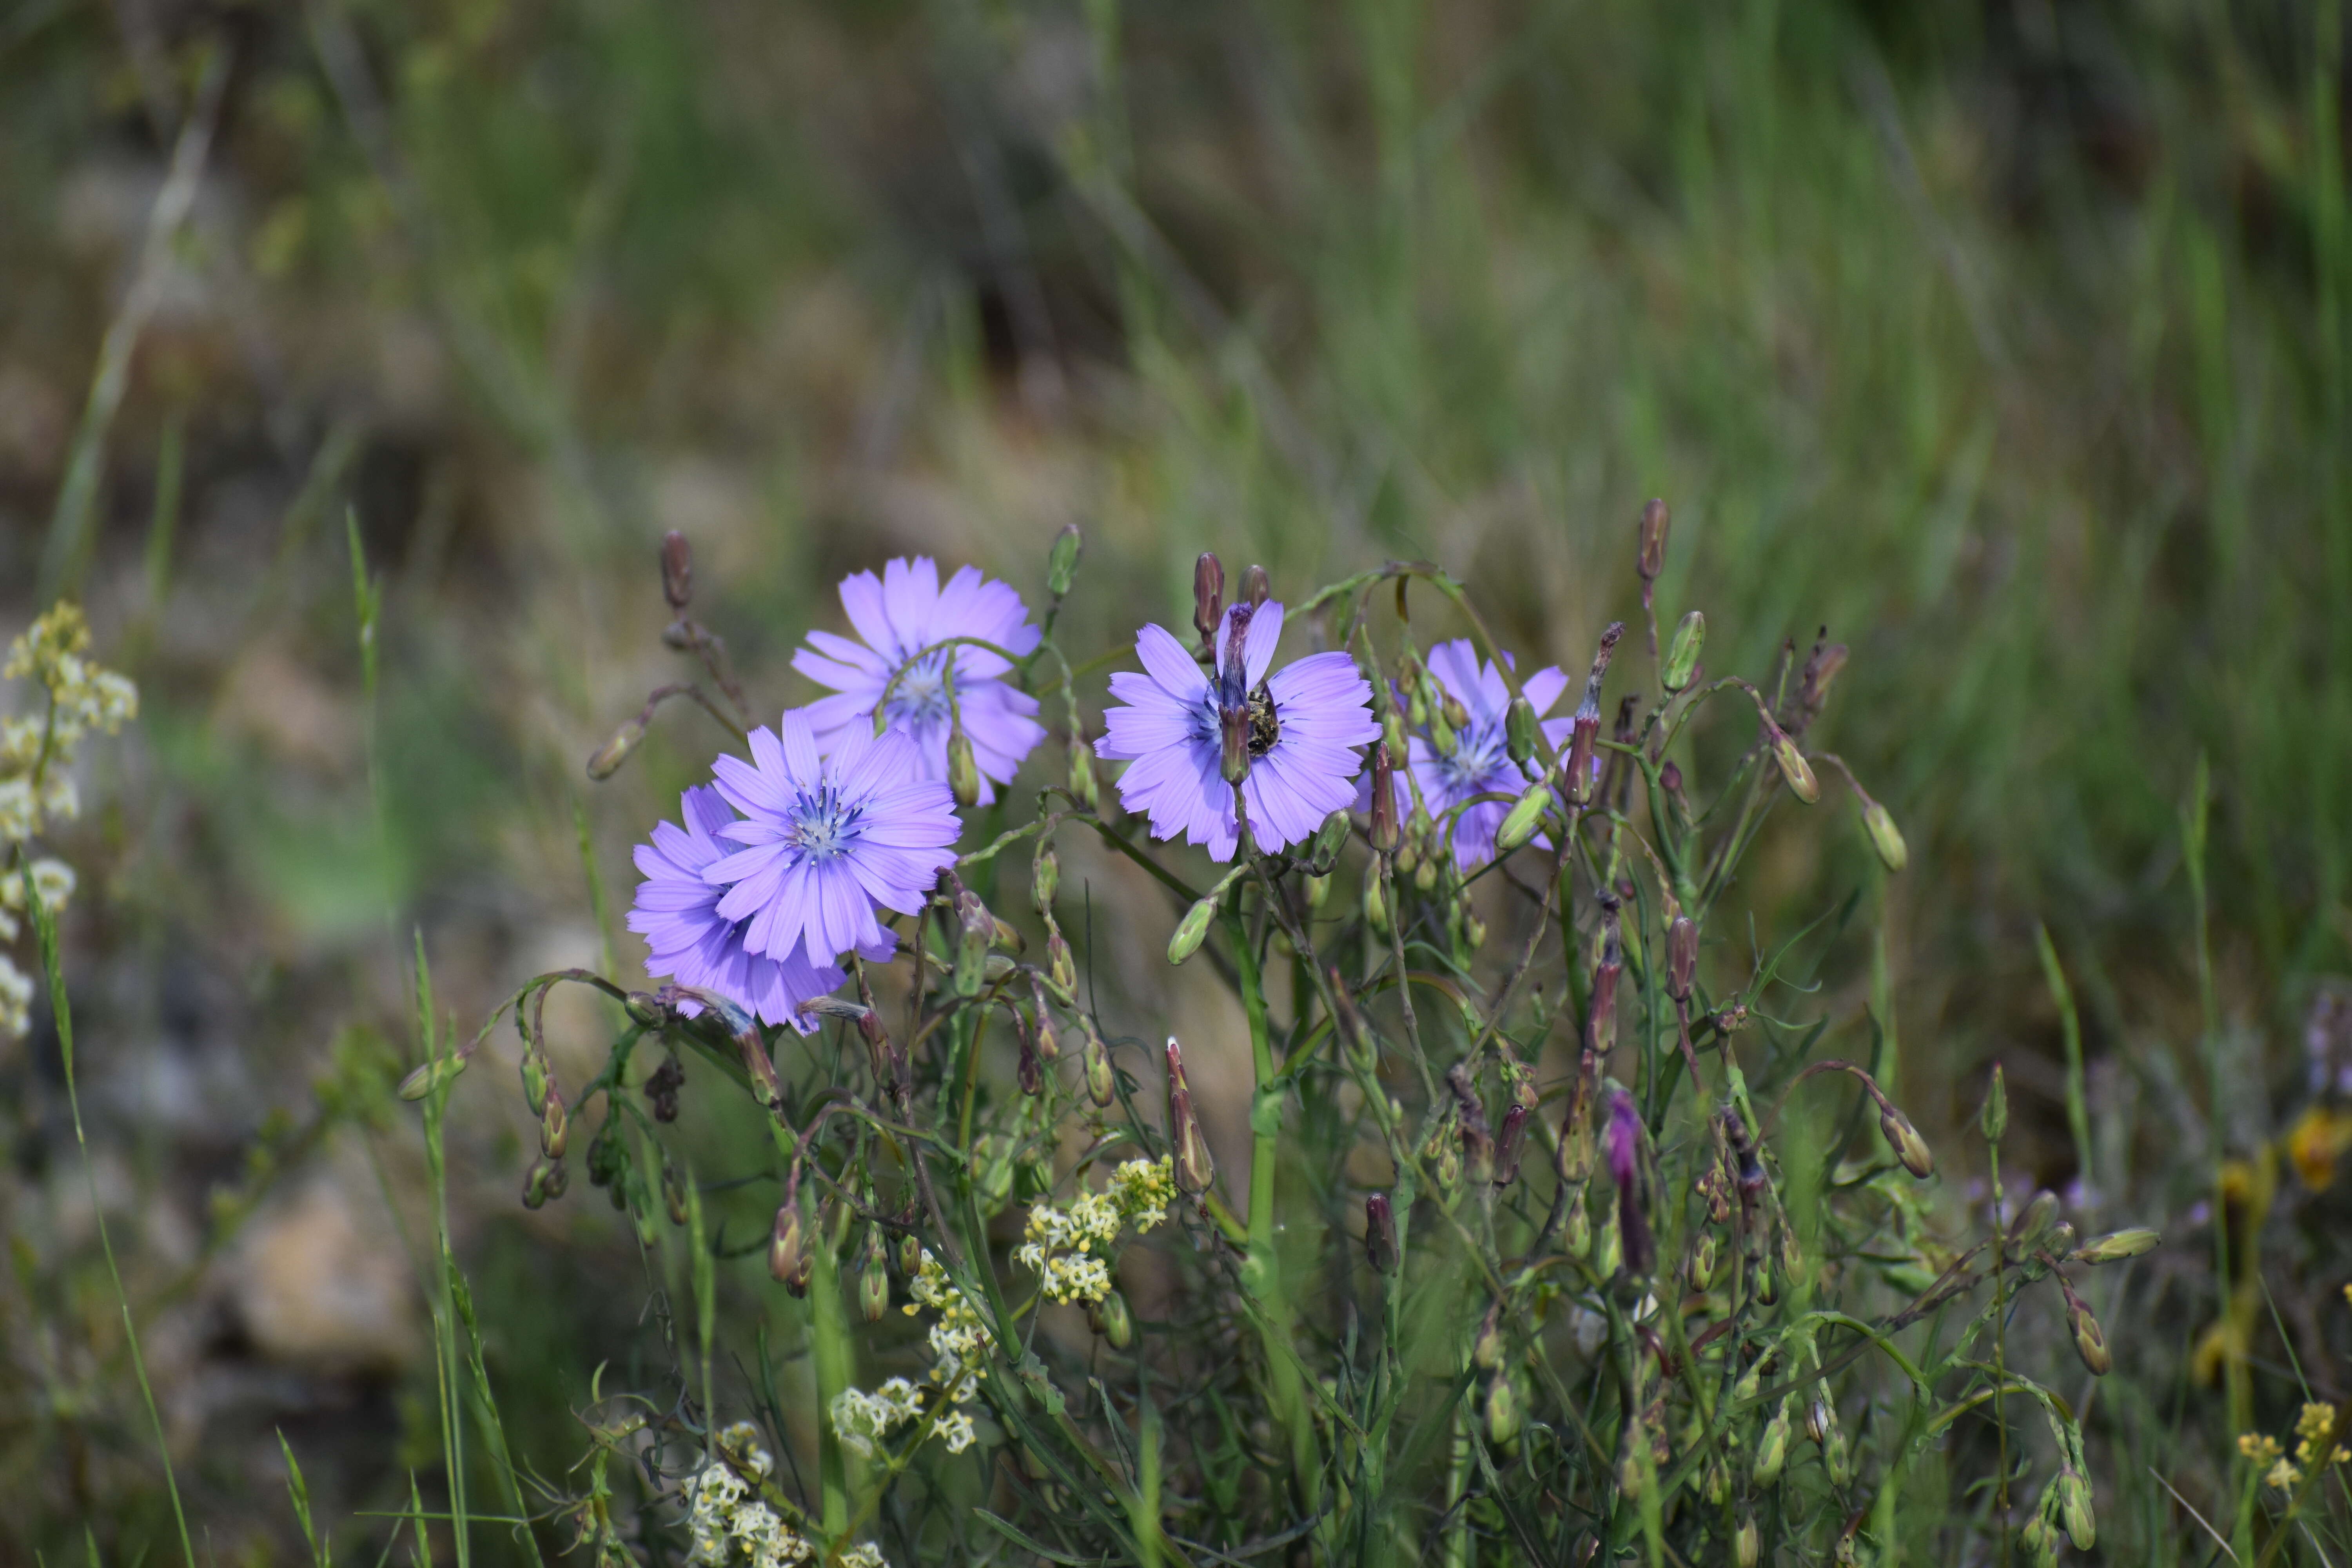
[839,1544,890,1568]
[1012,1157,1174,1305]
[1,604,131,1041]
[682,1424,812,1568]
[907,1247,993,1390]
[831,1377,926,1459]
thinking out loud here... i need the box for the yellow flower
[2287,1105,2352,1190]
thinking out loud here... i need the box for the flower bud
[1016,1025,1043,1095]
[1047,523,1083,597]
[1733,1514,1760,1568]
[662,1160,689,1227]
[1366,742,1399,852]
[1564,711,1599,804]
[2059,1468,2096,1550]
[1193,553,1225,646]
[1241,563,1270,609]
[770,1202,811,1296]
[1380,707,1408,765]
[1754,1403,1791,1486]
[1472,1300,1505,1370]
[1485,1374,1521,1448]
[2020,1518,2058,1568]
[1764,721,1819,803]
[586,715,647,780]
[2061,1277,2111,1376]
[1031,1003,1060,1063]
[1663,611,1705,692]
[1168,888,1220,965]
[1504,694,1539,764]
[539,1093,570,1160]
[522,1154,560,1210]
[1667,915,1698,1002]
[1167,1037,1215,1194]
[1877,1101,1935,1179]
[660,530,694,609]
[1494,1103,1530,1187]
[1563,1187,1591,1256]
[1085,1022,1116,1107]
[2008,1189,2059,1259]
[1440,690,1470,734]
[1303,873,1330,909]
[2072,1227,2160,1265]
[1308,808,1352,874]
[521,1053,550,1114]
[1413,848,1439,893]
[1067,737,1101,810]
[898,1229,922,1278]
[398,1054,469,1101]
[860,1229,890,1323]
[948,725,982,808]
[1364,1192,1399,1274]
[1362,872,1390,935]
[1981,1062,2007,1144]
[1690,1231,1717,1290]
[1028,850,1061,916]
[1220,705,1251,785]
[1861,797,1908,873]
[953,889,992,997]
[1089,1287,1134,1348]
[1426,685,1458,756]
[1636,498,1669,583]
[1493,782,1553,854]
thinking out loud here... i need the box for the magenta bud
[1494,1103,1530,1187]
[1565,712,1599,804]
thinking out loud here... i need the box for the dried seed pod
[1365,1192,1399,1273]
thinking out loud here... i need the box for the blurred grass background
[1,0,2347,1559]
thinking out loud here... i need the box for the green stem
[811,1202,854,1536]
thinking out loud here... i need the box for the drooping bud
[539,1094,570,1161]
[1368,743,1399,852]
[1089,1287,1134,1348]
[660,530,694,609]
[586,715,647,780]
[1032,846,1060,911]
[1241,563,1270,609]
[2071,1228,2159,1265]
[1219,702,1251,786]
[2058,1468,2097,1550]
[1031,1000,1060,1063]
[1636,498,1670,583]
[1365,1192,1399,1273]
[948,724,982,808]
[1485,1374,1521,1448]
[2060,1275,2111,1376]
[1084,1021,1116,1107]
[1764,720,1820,803]
[1754,1402,1791,1486]
[1047,523,1083,597]
[1067,737,1101,810]
[1662,611,1704,692]
[1981,1061,2008,1145]
[1493,782,1553,854]
[953,889,992,997]
[1504,694,1539,765]
[522,1155,559,1210]
[1861,796,1908,872]
[2007,1189,2060,1258]
[860,1229,890,1323]
[1192,553,1226,646]
[1667,915,1698,1002]
[1167,1037,1214,1194]
[769,1202,810,1296]
[1875,1097,1935,1179]
[1494,1103,1530,1187]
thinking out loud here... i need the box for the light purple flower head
[1098,601,1378,862]
[1408,640,1572,867]
[704,710,961,967]
[793,557,1046,806]
[627,786,853,1034]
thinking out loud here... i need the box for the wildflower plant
[425,512,2165,1566]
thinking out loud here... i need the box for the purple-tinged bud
[2007,1189,2060,1259]
[539,1093,570,1160]
[1878,1100,1934,1179]
[586,715,646,780]
[1586,919,1622,1062]
[1474,1300,1503,1370]
[948,725,982,809]
[1494,1103,1530,1187]
[860,1229,890,1323]
[1368,742,1399,851]
[1763,720,1819,803]
[1033,846,1060,911]
[1017,1023,1044,1095]
[1663,611,1704,693]
[1241,563,1270,609]
[1167,1037,1215,1193]
[1084,1021,1116,1107]
[1028,987,1060,1063]
[1982,1061,2008,1144]
[1067,737,1101,810]
[770,1202,810,1296]
[1089,1287,1134,1348]
[1797,637,1849,728]
[1605,1087,1653,1276]
[1463,1119,1495,1186]
[2071,1228,2159,1265]
[522,1154,559,1209]
[1193,553,1226,646]
[1564,711,1599,804]
[1220,704,1251,786]
[1667,915,1698,1002]
[2058,1273,2111,1375]
[1636,499,1670,582]
[660,530,694,609]
[1365,1192,1399,1273]
[1047,523,1083,597]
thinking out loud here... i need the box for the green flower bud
[2062,1279,2112,1376]
[1766,721,1819,803]
[769,1203,809,1296]
[1048,930,1076,994]
[860,1229,890,1324]
[1441,691,1470,734]
[953,889,992,997]
[1193,554,1225,645]
[539,1094,570,1160]
[1733,1514,1760,1568]
[1085,1022,1115,1107]
[1067,738,1101,810]
[1505,694,1539,764]
[1362,873,1390,936]
[662,1160,689,1227]
[1474,1301,1503,1370]
[1303,873,1330,910]
[1309,808,1352,873]
[521,1054,549,1114]
[1981,1061,2007,1145]
[1485,1374,1521,1448]
[1493,782,1553,854]
[1381,708,1408,765]
[1089,1287,1134,1348]
[1753,1402,1790,1486]
[1033,846,1060,911]
[398,1053,468,1102]
[1637,498,1670,583]
[2060,1468,2096,1550]
[898,1229,922,1278]
[1702,1458,1729,1506]
[1563,1187,1591,1258]
[522,1155,559,1210]
[1168,889,1220,965]
[1663,611,1705,692]
[2072,1228,2160,1265]
[1690,1231,1717,1290]
[1862,798,1908,873]
[1878,1101,1935,1179]
[1414,851,1439,893]
[948,726,982,809]
[586,715,646,780]
[1047,523,1083,597]
[2007,1189,2059,1259]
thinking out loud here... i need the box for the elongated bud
[1860,796,1909,872]
[1220,705,1251,785]
[1755,1403,1791,1486]
[1046,929,1075,994]
[953,889,991,997]
[1089,1287,1134,1348]
[948,726,981,808]
[1667,915,1698,1002]
[1690,1230,1717,1289]
[1473,1301,1504,1370]
[898,1229,922,1278]
[1381,705,1408,763]
[1440,690,1470,733]
[586,715,647,780]
[1031,1004,1060,1063]
[2059,1468,2097,1550]
[1193,553,1225,645]
[1365,1192,1399,1273]
[1047,523,1083,597]
[1067,737,1101,809]
[661,530,694,609]
[1496,697,1539,769]
[2008,1189,2059,1257]
[1733,1514,1760,1568]
[1166,1037,1214,1193]
[1308,808,1351,874]
[1426,677,1458,755]
[1032,846,1060,910]
[1586,921,1622,1061]
[770,1202,809,1295]
[1084,1022,1116,1106]
[1605,1087,1652,1276]
[2060,1276,2111,1375]
[1494,1103,1530,1187]
[1797,637,1849,725]
[1877,1100,1935,1178]
[1636,498,1669,582]
[1663,611,1704,692]
[860,1229,889,1323]
[1241,563,1270,609]
[1982,1061,2008,1144]
[1484,1373,1521,1447]
[1168,889,1220,964]
[1493,782,1553,854]
[2072,1227,2159,1265]
[1368,742,1399,851]
[1564,711,1598,804]
[1764,720,1819,803]
[1016,1022,1043,1094]
[1362,871,1390,935]
[399,1053,469,1101]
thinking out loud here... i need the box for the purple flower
[1098,602,1378,862]
[1604,1086,1654,1275]
[627,786,854,1034]
[793,557,1046,806]
[704,710,962,967]
[1409,640,1572,867]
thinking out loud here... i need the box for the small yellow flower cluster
[2240,1406,2348,1494]
[1,604,132,1041]
[1013,1157,1173,1305]
[682,1424,812,1568]
[907,1249,993,1390]
[832,1376,973,1460]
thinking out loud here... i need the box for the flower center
[789,786,863,861]
[1432,722,1507,797]
[887,655,954,725]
